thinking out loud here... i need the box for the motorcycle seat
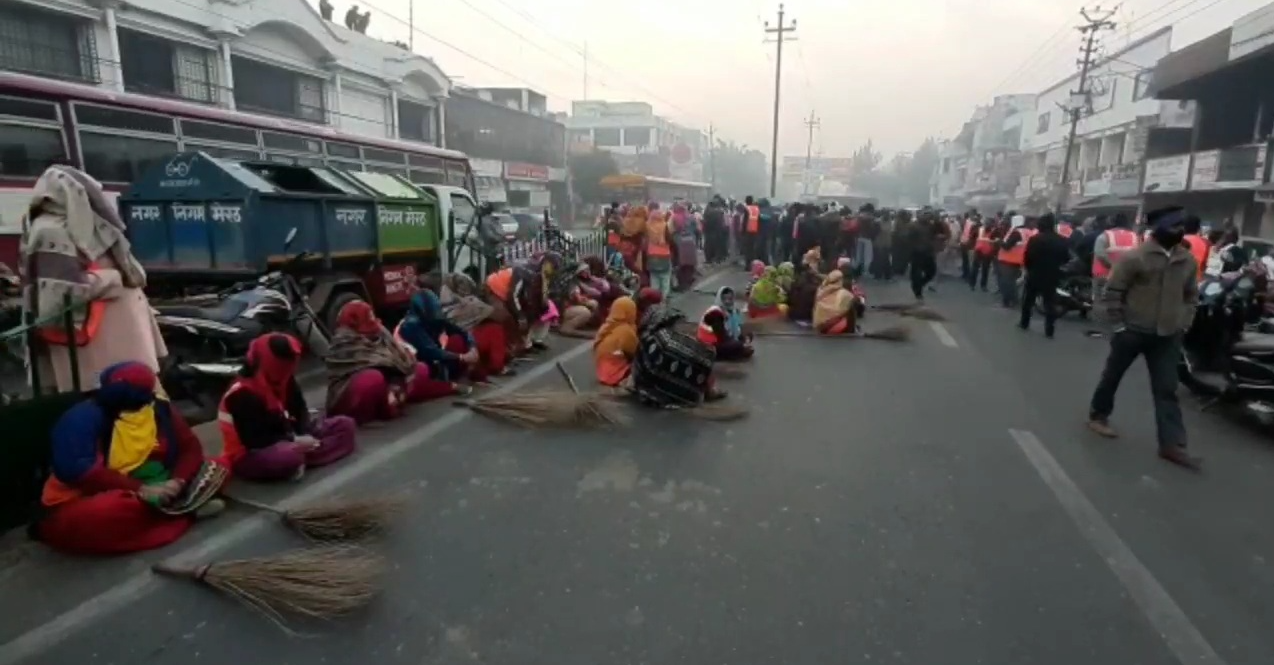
[1232,333,1274,355]
[155,299,247,324]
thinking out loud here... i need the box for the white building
[1016,26,1173,212]
[2,0,451,145]
[565,100,706,183]
[929,94,1034,212]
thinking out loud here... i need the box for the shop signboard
[1142,155,1190,193]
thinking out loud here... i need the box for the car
[486,213,521,241]
[511,212,546,241]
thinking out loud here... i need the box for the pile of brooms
[151,491,410,633]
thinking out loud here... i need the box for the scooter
[1178,270,1274,425]
[155,228,329,424]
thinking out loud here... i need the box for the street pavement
[3,270,1273,665]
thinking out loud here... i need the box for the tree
[568,150,620,204]
[850,140,882,178]
[712,140,767,198]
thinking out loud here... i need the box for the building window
[623,127,652,147]
[79,132,178,183]
[232,56,326,124]
[594,128,621,147]
[0,124,66,176]
[1133,70,1153,101]
[0,4,97,82]
[397,98,434,144]
[119,29,218,104]
[1036,112,1050,134]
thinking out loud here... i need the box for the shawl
[593,296,639,363]
[776,262,795,291]
[21,165,148,322]
[786,269,821,321]
[439,272,493,330]
[325,324,416,409]
[712,287,744,339]
[812,271,853,329]
[749,267,785,308]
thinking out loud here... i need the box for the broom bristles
[861,324,912,342]
[461,390,629,428]
[900,306,947,321]
[153,546,386,634]
[685,401,750,421]
[283,493,410,542]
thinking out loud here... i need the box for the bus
[598,174,712,207]
[0,70,476,268]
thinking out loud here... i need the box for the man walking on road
[1018,213,1071,338]
[1086,206,1202,470]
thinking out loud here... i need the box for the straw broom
[872,303,948,321]
[152,546,386,634]
[684,400,751,421]
[556,361,634,426]
[222,493,410,542]
[455,367,628,429]
[756,323,912,342]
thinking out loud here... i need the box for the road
[3,271,1274,665]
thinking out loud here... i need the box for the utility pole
[582,41,589,100]
[802,111,820,196]
[764,4,796,198]
[1057,5,1117,210]
[408,0,414,50]
[707,124,717,190]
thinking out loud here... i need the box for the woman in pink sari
[671,203,699,291]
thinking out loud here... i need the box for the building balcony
[1143,143,1268,195]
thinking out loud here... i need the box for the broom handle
[556,361,580,394]
[221,494,286,515]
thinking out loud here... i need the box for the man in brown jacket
[1086,206,1202,470]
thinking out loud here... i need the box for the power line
[764,3,797,198]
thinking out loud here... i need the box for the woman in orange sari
[812,270,865,335]
[593,296,639,387]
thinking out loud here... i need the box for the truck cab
[420,184,505,277]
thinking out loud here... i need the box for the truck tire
[324,291,366,335]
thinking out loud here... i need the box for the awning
[1150,28,1232,99]
[1071,194,1141,211]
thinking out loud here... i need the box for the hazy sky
[337,0,1271,159]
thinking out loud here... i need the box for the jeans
[1019,279,1058,336]
[855,238,873,277]
[968,254,993,290]
[997,263,1021,306]
[650,269,672,299]
[1089,330,1187,450]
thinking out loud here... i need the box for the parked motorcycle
[1178,270,1274,425]
[155,228,329,424]
[1034,257,1092,319]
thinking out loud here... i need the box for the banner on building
[1142,155,1190,193]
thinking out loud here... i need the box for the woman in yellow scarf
[593,296,639,386]
[812,270,861,335]
[618,206,647,274]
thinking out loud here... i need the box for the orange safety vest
[37,262,106,347]
[1184,234,1210,281]
[216,382,250,465]
[974,228,996,255]
[1094,228,1138,278]
[646,218,672,257]
[746,205,760,234]
[697,307,721,346]
[998,228,1033,266]
[486,267,514,301]
[1057,222,1073,238]
[960,220,976,245]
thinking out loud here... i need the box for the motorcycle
[1177,268,1274,425]
[1034,257,1092,319]
[155,228,329,424]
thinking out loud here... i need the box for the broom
[556,361,634,426]
[152,546,386,633]
[755,324,912,342]
[222,493,410,542]
[456,388,628,429]
[872,303,948,321]
[684,400,751,421]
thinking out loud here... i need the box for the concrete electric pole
[765,4,796,199]
[707,124,717,190]
[1057,6,1117,210]
[802,111,820,196]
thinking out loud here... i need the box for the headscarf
[241,333,301,414]
[836,256,852,273]
[583,255,606,277]
[21,165,148,323]
[813,271,853,329]
[636,287,663,314]
[439,272,493,330]
[802,247,822,271]
[750,260,766,278]
[622,206,648,237]
[776,262,795,290]
[404,289,446,338]
[98,362,166,476]
[336,300,381,337]
[712,286,744,339]
[749,266,785,308]
[646,208,669,248]
[593,296,639,363]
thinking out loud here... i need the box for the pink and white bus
[0,70,475,269]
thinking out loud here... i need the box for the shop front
[504,161,552,214]
[471,158,507,206]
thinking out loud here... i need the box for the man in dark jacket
[907,209,946,301]
[1018,213,1072,338]
[1087,206,1201,470]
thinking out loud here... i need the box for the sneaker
[1158,446,1202,471]
[1086,419,1119,438]
[195,498,226,520]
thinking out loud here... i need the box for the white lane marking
[929,321,959,348]
[1007,429,1224,665]
[0,274,729,664]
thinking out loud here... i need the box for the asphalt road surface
[3,271,1273,665]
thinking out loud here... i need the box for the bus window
[0,125,66,176]
[79,133,177,183]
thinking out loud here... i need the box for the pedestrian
[996,214,1032,308]
[892,209,913,279]
[1092,213,1136,307]
[907,209,943,301]
[742,196,761,266]
[967,216,997,292]
[1018,213,1071,338]
[1086,206,1201,470]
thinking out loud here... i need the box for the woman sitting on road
[326,300,457,426]
[631,304,727,407]
[37,362,222,555]
[396,290,485,389]
[698,286,754,361]
[786,262,822,324]
[747,265,787,319]
[218,334,357,482]
[593,296,639,387]
[437,272,511,378]
[635,286,664,317]
[812,270,866,335]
